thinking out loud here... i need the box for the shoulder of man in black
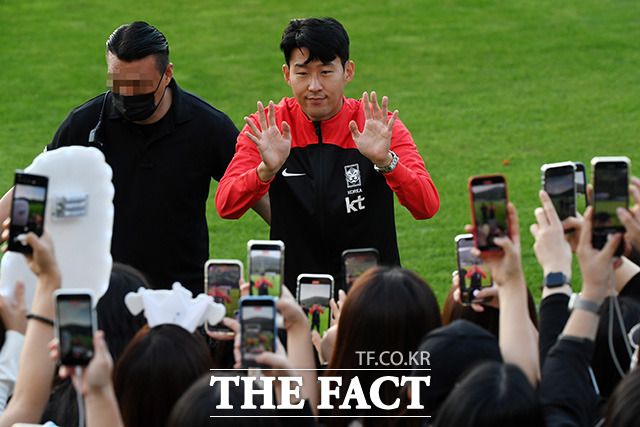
[169,80,240,181]
[47,92,109,151]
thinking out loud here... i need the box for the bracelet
[373,150,399,173]
[567,294,601,314]
[26,313,54,326]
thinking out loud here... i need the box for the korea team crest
[344,163,365,213]
[344,164,361,188]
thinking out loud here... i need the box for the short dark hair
[280,17,349,68]
[434,362,543,427]
[113,325,212,427]
[106,21,169,73]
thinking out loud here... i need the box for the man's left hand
[350,91,398,168]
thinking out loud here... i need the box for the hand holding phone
[591,156,630,256]
[469,175,510,252]
[473,202,524,291]
[8,171,48,254]
[239,296,277,369]
[54,289,97,366]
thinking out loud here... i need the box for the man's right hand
[244,100,291,182]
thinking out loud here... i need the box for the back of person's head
[433,361,543,427]
[409,319,503,418]
[441,286,539,337]
[167,373,279,427]
[605,367,640,427]
[593,296,640,397]
[325,266,441,423]
[106,21,169,72]
[113,324,213,427]
[330,266,441,369]
[96,262,148,363]
[280,17,349,67]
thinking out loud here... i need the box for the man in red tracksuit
[215,17,439,294]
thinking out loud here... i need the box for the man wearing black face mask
[0,21,269,294]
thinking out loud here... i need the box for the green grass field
[1,0,639,305]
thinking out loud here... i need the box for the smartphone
[469,175,510,252]
[341,248,380,292]
[591,156,630,256]
[8,171,49,254]
[247,240,284,297]
[574,161,589,211]
[204,259,243,335]
[541,161,577,221]
[239,296,277,369]
[53,289,97,366]
[296,274,334,336]
[455,234,492,305]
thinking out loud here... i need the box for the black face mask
[112,74,165,122]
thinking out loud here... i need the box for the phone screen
[456,235,491,305]
[240,297,276,368]
[9,172,48,254]
[543,164,576,221]
[470,175,509,252]
[248,241,284,297]
[205,261,242,334]
[592,158,629,253]
[342,248,379,291]
[56,294,94,366]
[297,275,333,336]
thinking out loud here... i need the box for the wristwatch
[568,293,601,314]
[374,150,399,173]
[543,272,571,288]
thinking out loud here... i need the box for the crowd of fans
[0,176,639,427]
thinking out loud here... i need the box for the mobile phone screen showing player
[8,171,48,254]
[455,234,491,305]
[54,290,96,366]
[469,175,510,252]
[297,274,333,336]
[591,157,629,255]
[342,248,379,292]
[247,240,284,298]
[541,162,576,221]
[204,260,243,335]
[239,297,276,369]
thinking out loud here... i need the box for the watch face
[545,272,568,288]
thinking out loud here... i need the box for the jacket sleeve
[384,119,440,219]
[215,118,271,219]
[539,337,600,427]
[538,293,571,368]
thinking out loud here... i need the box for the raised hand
[530,190,573,277]
[349,91,398,167]
[244,100,292,182]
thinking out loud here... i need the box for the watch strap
[568,293,601,314]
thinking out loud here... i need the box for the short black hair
[280,17,349,68]
[106,21,169,73]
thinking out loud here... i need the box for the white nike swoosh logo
[282,168,306,177]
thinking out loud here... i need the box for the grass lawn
[1,0,639,305]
